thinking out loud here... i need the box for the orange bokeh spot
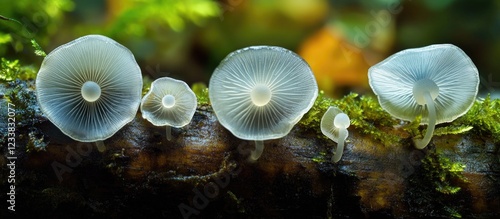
[298,27,370,96]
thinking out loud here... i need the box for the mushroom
[140,77,197,141]
[36,35,143,152]
[321,107,350,162]
[209,46,318,161]
[368,44,479,149]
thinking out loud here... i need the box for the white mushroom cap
[368,44,479,124]
[140,77,197,127]
[36,35,143,142]
[320,107,350,142]
[209,46,318,141]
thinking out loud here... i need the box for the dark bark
[1,104,499,218]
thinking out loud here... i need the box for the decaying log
[1,93,499,218]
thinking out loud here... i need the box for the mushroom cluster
[368,44,479,149]
[141,77,197,141]
[36,35,143,152]
[36,33,481,164]
[209,46,318,161]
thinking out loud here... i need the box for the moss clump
[191,82,210,106]
[421,152,467,195]
[4,79,41,127]
[299,92,399,146]
[334,93,399,146]
[26,130,48,152]
[299,91,499,147]
[407,150,468,218]
[454,95,500,143]
[0,58,37,82]
[31,39,47,57]
[434,125,473,136]
[299,90,334,135]
[312,151,328,163]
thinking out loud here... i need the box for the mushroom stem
[250,140,265,161]
[95,141,106,152]
[332,128,348,163]
[414,92,437,149]
[166,126,172,141]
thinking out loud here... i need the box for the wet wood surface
[1,105,499,218]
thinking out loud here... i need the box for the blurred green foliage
[0,0,73,59]
[108,0,220,36]
[141,75,154,96]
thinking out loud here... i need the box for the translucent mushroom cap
[368,44,479,124]
[209,46,318,140]
[321,107,350,142]
[140,77,197,127]
[36,35,143,142]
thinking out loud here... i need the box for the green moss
[419,151,467,218]
[299,92,400,146]
[422,151,467,195]
[299,90,334,135]
[0,58,37,82]
[434,125,473,136]
[407,150,467,218]
[454,95,500,143]
[402,115,422,137]
[300,91,499,148]
[26,131,48,152]
[4,80,40,127]
[335,93,400,146]
[312,151,328,163]
[31,39,47,57]
[191,82,210,106]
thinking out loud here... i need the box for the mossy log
[1,83,499,218]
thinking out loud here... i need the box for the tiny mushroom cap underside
[141,77,197,128]
[321,106,350,163]
[36,34,143,142]
[368,44,479,149]
[209,46,318,141]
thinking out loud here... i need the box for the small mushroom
[321,107,350,162]
[36,35,143,152]
[140,77,197,141]
[368,44,479,149]
[209,46,318,161]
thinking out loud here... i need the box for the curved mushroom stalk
[95,141,106,153]
[250,140,265,161]
[166,126,172,141]
[368,44,479,151]
[332,128,348,163]
[321,107,351,163]
[414,92,437,149]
